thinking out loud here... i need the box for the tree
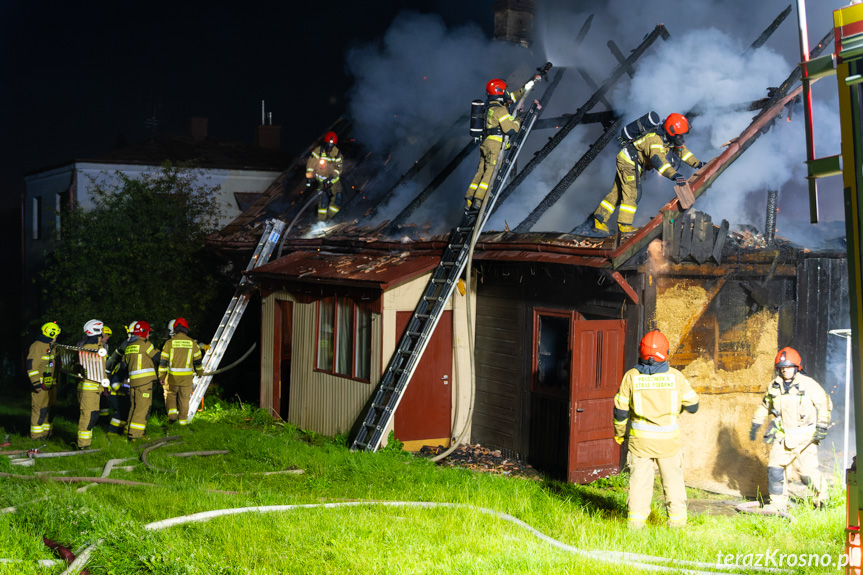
[40,162,227,345]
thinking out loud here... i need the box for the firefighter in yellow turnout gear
[750,347,831,512]
[26,322,61,439]
[613,330,699,529]
[306,131,344,221]
[106,321,160,440]
[464,76,537,213]
[159,317,204,426]
[575,113,704,237]
[76,320,108,449]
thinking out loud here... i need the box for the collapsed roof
[208,12,834,284]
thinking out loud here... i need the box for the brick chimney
[493,0,535,47]
[255,125,281,149]
[186,117,208,141]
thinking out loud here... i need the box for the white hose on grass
[55,501,794,575]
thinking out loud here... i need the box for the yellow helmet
[103,326,113,337]
[41,322,61,339]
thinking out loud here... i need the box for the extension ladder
[351,100,543,452]
[187,219,287,419]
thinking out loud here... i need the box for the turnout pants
[77,386,102,448]
[30,386,56,439]
[166,383,193,425]
[594,156,638,226]
[316,181,343,221]
[127,381,154,439]
[106,391,130,435]
[627,452,687,528]
[767,440,825,510]
[466,138,503,204]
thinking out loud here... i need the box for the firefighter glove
[614,436,624,445]
[675,174,686,187]
[749,422,761,441]
[694,161,706,169]
[813,424,829,444]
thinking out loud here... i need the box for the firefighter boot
[573,217,611,238]
[618,223,639,234]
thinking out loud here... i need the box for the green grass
[0,392,849,574]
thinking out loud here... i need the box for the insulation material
[682,310,778,394]
[655,282,709,352]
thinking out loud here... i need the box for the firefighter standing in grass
[574,113,705,238]
[124,321,160,441]
[749,347,831,512]
[76,320,108,449]
[98,326,114,422]
[26,322,61,439]
[613,330,699,529]
[464,75,539,213]
[159,317,204,426]
[306,131,344,222]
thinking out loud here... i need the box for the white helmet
[83,319,104,336]
[167,319,176,337]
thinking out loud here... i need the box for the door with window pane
[394,310,452,449]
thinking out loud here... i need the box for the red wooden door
[567,319,626,483]
[394,310,452,448]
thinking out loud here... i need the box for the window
[532,310,571,397]
[316,296,372,381]
[32,196,41,240]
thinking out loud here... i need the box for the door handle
[576,408,584,412]
[441,375,449,385]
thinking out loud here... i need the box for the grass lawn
[0,390,848,574]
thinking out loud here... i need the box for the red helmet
[131,321,152,338]
[775,347,802,370]
[663,113,690,137]
[323,131,337,145]
[486,78,507,97]
[639,330,670,363]
[174,317,189,332]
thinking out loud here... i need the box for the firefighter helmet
[131,321,152,338]
[323,131,337,146]
[83,319,104,336]
[639,330,670,363]
[486,78,507,97]
[41,322,61,339]
[664,113,690,137]
[103,326,112,338]
[167,319,176,337]
[174,317,189,332]
[775,347,802,370]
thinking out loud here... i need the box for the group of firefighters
[26,318,205,449]
[614,330,831,528]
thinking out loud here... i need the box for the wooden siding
[472,283,524,457]
[259,293,280,415]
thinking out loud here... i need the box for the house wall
[259,273,475,441]
[22,161,281,321]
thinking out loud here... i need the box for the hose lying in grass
[43,537,91,575]
[130,501,785,575]
[0,557,62,568]
[140,437,183,472]
[0,472,157,487]
[169,450,230,457]
[77,458,136,493]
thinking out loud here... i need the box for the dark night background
[0,1,497,373]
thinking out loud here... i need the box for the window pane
[317,297,334,370]
[335,298,354,375]
[355,307,371,379]
[536,315,570,393]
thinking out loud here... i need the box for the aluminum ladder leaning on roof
[187,218,287,420]
[351,99,544,452]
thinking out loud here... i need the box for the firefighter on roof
[76,319,108,449]
[26,322,60,440]
[306,131,344,221]
[613,330,699,529]
[574,113,705,238]
[749,347,831,512]
[464,74,539,213]
[159,317,204,426]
